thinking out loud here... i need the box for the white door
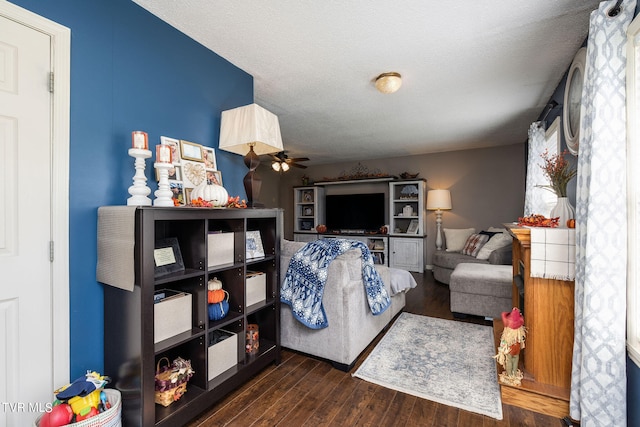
[0,12,57,426]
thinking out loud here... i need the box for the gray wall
[266,143,525,267]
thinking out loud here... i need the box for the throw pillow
[461,233,490,257]
[476,232,512,260]
[443,228,476,252]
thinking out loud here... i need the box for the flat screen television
[325,193,385,233]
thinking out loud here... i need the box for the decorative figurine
[495,307,526,386]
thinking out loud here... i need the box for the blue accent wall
[10,0,253,380]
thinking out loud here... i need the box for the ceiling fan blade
[268,153,281,161]
[289,162,307,169]
[286,157,310,162]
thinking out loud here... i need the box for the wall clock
[563,47,587,156]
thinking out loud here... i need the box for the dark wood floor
[186,271,567,427]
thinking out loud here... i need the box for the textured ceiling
[133,0,600,165]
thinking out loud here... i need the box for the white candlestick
[127,148,152,206]
[154,162,174,207]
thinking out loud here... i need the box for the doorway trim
[0,0,71,386]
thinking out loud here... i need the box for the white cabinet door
[390,237,425,272]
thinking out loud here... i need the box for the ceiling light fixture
[272,160,290,172]
[375,72,402,94]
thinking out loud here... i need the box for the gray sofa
[432,244,512,284]
[280,239,407,371]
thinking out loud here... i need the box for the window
[524,117,560,217]
[626,15,640,367]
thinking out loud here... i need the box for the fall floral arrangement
[539,149,576,197]
[189,196,247,208]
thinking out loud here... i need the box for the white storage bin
[154,290,192,343]
[246,271,266,306]
[208,330,238,380]
[208,232,234,268]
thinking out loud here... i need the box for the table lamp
[426,189,452,251]
[219,104,283,207]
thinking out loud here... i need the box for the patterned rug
[353,312,503,419]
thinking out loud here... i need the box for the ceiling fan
[269,151,309,171]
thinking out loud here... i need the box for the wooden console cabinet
[503,225,575,417]
[99,207,281,427]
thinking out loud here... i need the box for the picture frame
[300,220,313,231]
[154,237,185,277]
[302,190,313,202]
[303,206,314,216]
[156,165,181,182]
[180,140,204,162]
[170,181,185,206]
[246,231,265,260]
[168,166,181,181]
[202,147,217,170]
[206,170,223,186]
[406,219,419,234]
[160,136,181,165]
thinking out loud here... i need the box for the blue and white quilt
[281,239,391,329]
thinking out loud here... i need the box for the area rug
[353,312,503,419]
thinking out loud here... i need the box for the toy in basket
[155,357,194,407]
[36,371,121,427]
[207,277,229,321]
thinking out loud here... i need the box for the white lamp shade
[426,189,452,210]
[219,103,283,155]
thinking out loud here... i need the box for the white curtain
[570,1,635,425]
[524,122,556,216]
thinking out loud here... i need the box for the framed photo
[154,237,185,277]
[300,220,313,231]
[182,160,207,188]
[202,147,217,170]
[156,165,181,182]
[184,188,193,205]
[246,231,265,260]
[180,140,204,162]
[303,206,314,216]
[170,181,185,206]
[206,170,223,186]
[168,165,180,180]
[407,219,419,234]
[302,190,313,202]
[160,136,181,165]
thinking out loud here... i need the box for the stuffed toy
[495,307,526,386]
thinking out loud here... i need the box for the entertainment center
[293,178,427,272]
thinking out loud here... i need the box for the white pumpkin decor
[191,182,228,207]
[208,277,223,290]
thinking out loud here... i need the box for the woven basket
[34,389,122,427]
[154,357,194,407]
